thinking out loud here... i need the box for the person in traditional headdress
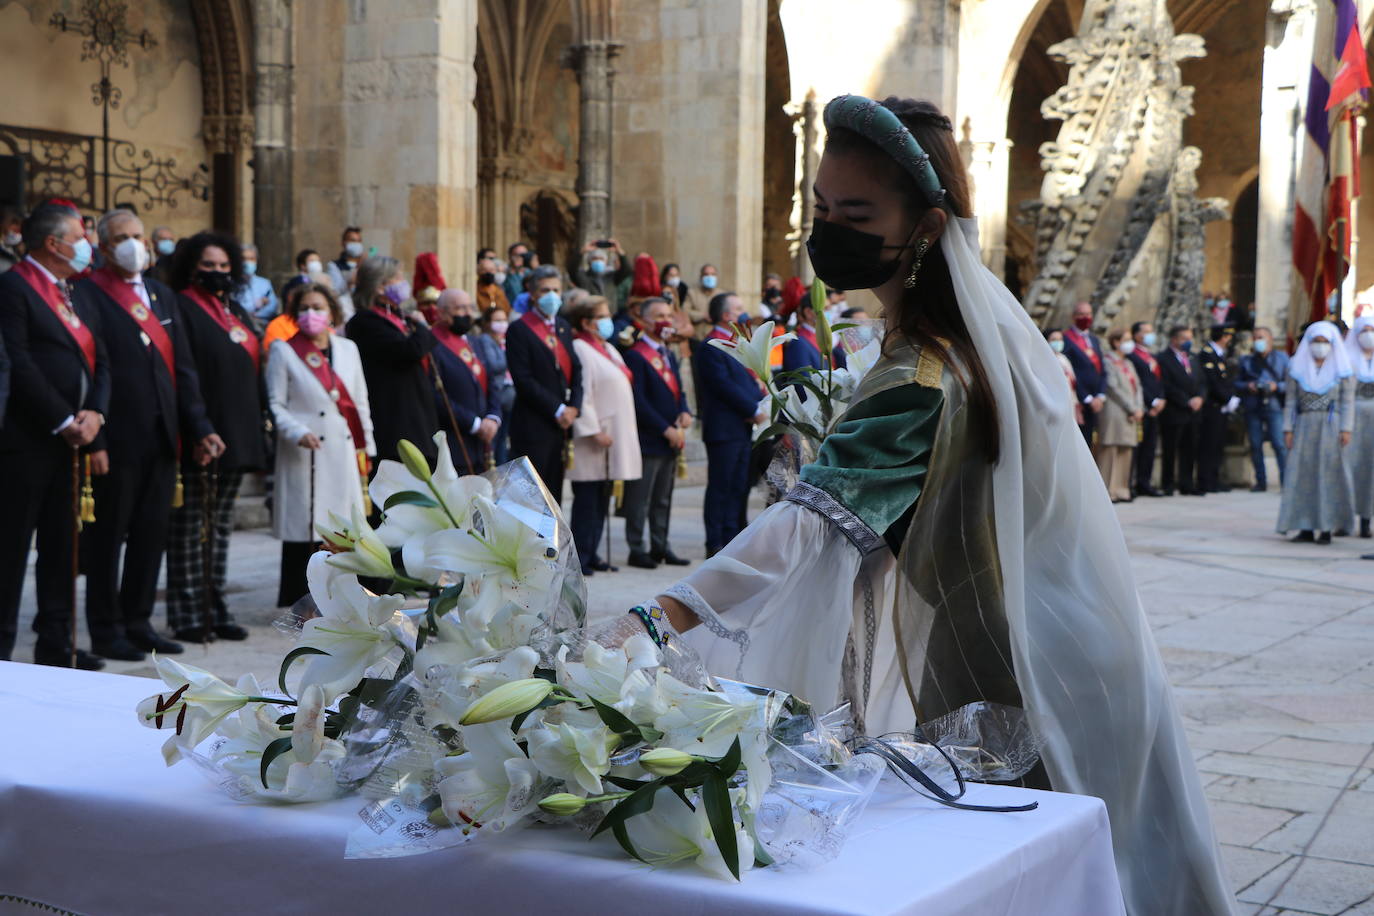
[607,95,1237,915]
[412,251,447,326]
[1277,320,1356,543]
[1346,315,1374,537]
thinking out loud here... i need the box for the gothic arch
[188,0,253,234]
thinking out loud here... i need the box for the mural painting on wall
[0,0,209,220]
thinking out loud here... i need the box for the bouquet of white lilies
[136,437,884,880]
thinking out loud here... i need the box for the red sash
[434,325,488,394]
[1111,354,1138,394]
[1066,328,1101,372]
[1137,349,1161,380]
[370,306,431,372]
[184,285,259,371]
[575,331,633,382]
[632,337,680,399]
[286,333,366,451]
[13,259,96,373]
[522,311,572,384]
[90,267,176,385]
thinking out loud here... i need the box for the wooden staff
[309,446,317,550]
[69,449,80,668]
[603,445,613,570]
[431,362,476,474]
[199,459,219,645]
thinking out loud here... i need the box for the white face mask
[1120,340,1136,355]
[112,236,149,274]
[306,259,323,275]
[1359,330,1374,351]
[1309,341,1332,360]
[3,231,20,248]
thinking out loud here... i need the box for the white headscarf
[1345,314,1374,382]
[1289,319,1355,394]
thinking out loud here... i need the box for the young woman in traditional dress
[265,282,375,605]
[607,95,1236,915]
[1345,315,1374,538]
[1277,321,1357,543]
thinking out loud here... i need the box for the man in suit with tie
[1158,325,1206,496]
[77,210,223,661]
[1197,325,1235,493]
[0,204,111,667]
[696,292,767,557]
[1127,321,1167,496]
[1063,301,1108,446]
[432,288,501,475]
[623,297,692,569]
[506,265,582,502]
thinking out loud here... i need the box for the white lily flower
[437,721,541,830]
[318,505,396,580]
[459,674,555,725]
[136,659,260,765]
[526,721,619,796]
[371,433,494,582]
[427,645,542,731]
[295,554,406,701]
[423,497,556,596]
[845,335,882,385]
[623,787,754,881]
[652,674,766,759]
[210,683,343,802]
[706,320,794,384]
[780,382,824,435]
[554,637,661,709]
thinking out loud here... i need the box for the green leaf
[259,735,294,790]
[510,694,569,733]
[715,736,742,778]
[274,712,296,727]
[590,697,640,739]
[604,774,649,792]
[591,782,661,838]
[383,490,439,510]
[752,423,791,444]
[611,821,644,863]
[702,772,741,880]
[277,645,330,696]
[829,322,858,332]
[753,837,775,868]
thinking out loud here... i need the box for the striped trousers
[165,467,244,633]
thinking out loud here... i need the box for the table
[0,662,1125,915]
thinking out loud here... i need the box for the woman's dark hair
[170,231,243,291]
[286,281,344,327]
[294,248,319,269]
[823,95,998,462]
[659,262,681,285]
[564,295,608,333]
[480,305,508,329]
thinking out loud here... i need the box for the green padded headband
[823,94,948,210]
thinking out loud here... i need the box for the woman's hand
[593,431,613,449]
[298,432,322,450]
[1284,431,1294,450]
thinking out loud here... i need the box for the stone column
[252,0,292,282]
[1255,0,1315,333]
[571,40,620,250]
[960,125,1013,277]
[792,89,818,284]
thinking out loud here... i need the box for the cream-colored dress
[568,337,642,483]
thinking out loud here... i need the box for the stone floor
[11,482,1374,915]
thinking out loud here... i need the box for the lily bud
[810,278,832,358]
[639,747,696,777]
[397,438,432,483]
[537,793,587,816]
[459,677,557,725]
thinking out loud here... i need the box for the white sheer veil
[940,217,1236,915]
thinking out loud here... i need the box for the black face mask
[479,272,496,286]
[806,219,916,291]
[450,314,474,335]
[196,269,234,295]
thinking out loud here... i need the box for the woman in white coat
[565,296,642,576]
[266,282,376,605]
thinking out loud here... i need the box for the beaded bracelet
[628,605,668,647]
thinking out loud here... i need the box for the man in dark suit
[1157,325,1206,496]
[1197,325,1235,493]
[0,204,111,667]
[781,297,845,377]
[1127,321,1166,496]
[346,256,440,465]
[1234,326,1290,491]
[1062,301,1108,445]
[696,292,766,557]
[623,297,692,569]
[77,210,222,661]
[506,265,583,502]
[432,289,501,475]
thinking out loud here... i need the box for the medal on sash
[132,303,150,321]
[229,326,249,344]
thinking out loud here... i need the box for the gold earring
[904,238,931,288]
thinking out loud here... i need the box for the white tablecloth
[0,662,1124,915]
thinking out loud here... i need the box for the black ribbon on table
[849,732,1040,814]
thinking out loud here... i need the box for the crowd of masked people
[1048,302,1374,547]
[0,201,862,670]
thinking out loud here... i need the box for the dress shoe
[128,629,184,655]
[1159,488,1175,497]
[589,560,619,572]
[34,646,105,670]
[1136,487,1164,498]
[214,623,249,641]
[91,639,146,662]
[1250,484,1266,493]
[580,565,596,577]
[653,551,691,567]
[1360,518,1371,539]
[174,626,216,643]
[1316,531,1332,545]
[627,551,658,570]
[1291,530,1315,543]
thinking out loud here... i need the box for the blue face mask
[701,274,718,290]
[1253,338,1269,354]
[590,259,607,275]
[1142,332,1157,349]
[243,260,258,276]
[156,238,175,257]
[62,237,93,272]
[596,317,615,340]
[537,291,561,317]
[1179,339,1193,353]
